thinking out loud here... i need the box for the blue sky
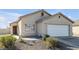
[0,9,79,28]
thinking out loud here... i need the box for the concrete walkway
[13,35,40,40]
[22,38,40,40]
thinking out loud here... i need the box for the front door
[13,26,17,35]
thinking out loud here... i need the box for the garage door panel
[47,25,69,36]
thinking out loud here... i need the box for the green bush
[0,35,16,49]
[45,37,58,49]
[45,34,50,37]
[43,34,50,41]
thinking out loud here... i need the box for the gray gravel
[15,40,48,50]
[15,39,59,50]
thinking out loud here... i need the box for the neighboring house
[10,10,74,37]
[0,28,10,35]
[72,20,79,37]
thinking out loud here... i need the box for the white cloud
[0,16,5,22]
[67,15,76,20]
[6,12,21,17]
[0,11,22,28]
[68,16,72,19]
[4,12,22,23]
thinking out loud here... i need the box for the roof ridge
[36,12,74,23]
[20,9,51,18]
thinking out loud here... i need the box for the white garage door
[47,25,69,36]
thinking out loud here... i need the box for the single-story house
[72,20,79,37]
[10,10,74,37]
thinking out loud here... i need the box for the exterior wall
[72,26,79,37]
[0,28,10,35]
[37,14,73,36]
[20,12,49,36]
[36,22,42,36]
[18,20,22,35]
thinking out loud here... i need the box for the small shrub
[0,42,5,48]
[0,35,16,49]
[45,37,58,49]
[45,34,50,37]
[43,34,50,41]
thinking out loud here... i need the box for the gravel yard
[15,38,59,50]
[15,40,48,50]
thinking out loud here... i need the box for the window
[24,23,35,32]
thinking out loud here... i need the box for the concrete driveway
[56,37,79,50]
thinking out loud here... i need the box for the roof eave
[58,13,74,23]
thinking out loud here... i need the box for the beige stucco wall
[72,26,79,37]
[18,20,22,35]
[19,11,49,36]
[37,14,73,36]
[36,22,42,36]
